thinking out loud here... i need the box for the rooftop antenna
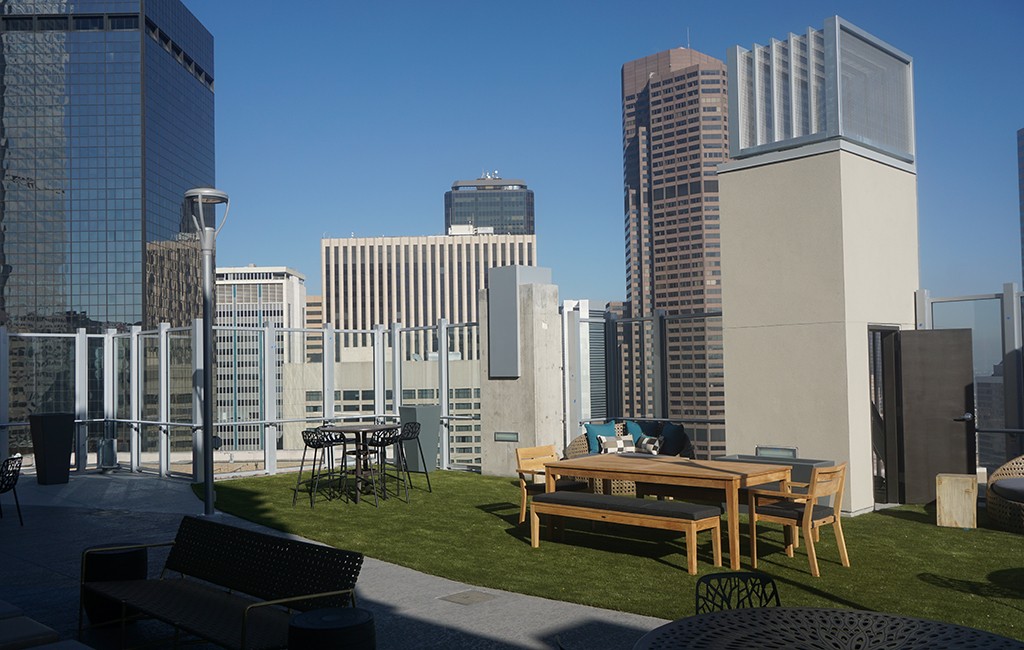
[687,27,691,49]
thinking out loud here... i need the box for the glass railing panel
[334,331,375,422]
[613,318,657,419]
[6,334,76,471]
[931,298,1005,470]
[138,332,161,474]
[167,329,195,478]
[664,313,726,457]
[278,328,322,471]
[447,324,481,468]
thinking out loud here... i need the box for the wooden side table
[936,473,978,528]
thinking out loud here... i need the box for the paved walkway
[0,469,667,649]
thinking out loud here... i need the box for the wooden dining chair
[515,445,587,524]
[748,462,849,577]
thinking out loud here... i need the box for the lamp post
[184,187,230,516]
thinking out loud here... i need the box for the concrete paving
[0,469,667,649]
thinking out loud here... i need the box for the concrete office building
[621,48,729,452]
[0,1,213,334]
[719,17,918,514]
[444,173,535,235]
[214,266,307,452]
[321,233,536,349]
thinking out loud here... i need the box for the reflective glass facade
[444,176,534,235]
[0,0,214,334]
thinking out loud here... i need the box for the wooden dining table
[319,422,390,504]
[544,454,792,570]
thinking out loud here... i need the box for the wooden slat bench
[78,516,363,650]
[530,491,722,574]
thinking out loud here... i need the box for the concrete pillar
[479,267,562,477]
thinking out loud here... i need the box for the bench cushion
[990,477,1024,502]
[533,491,721,521]
[0,616,59,650]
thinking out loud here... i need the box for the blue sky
[186,1,1023,305]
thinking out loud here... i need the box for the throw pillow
[623,420,644,443]
[636,434,662,455]
[660,422,691,456]
[598,434,636,454]
[584,421,617,453]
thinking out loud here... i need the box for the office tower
[444,173,535,235]
[214,266,306,452]
[0,1,214,334]
[621,48,728,451]
[321,232,536,350]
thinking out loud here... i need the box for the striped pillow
[598,434,636,454]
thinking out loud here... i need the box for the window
[73,16,104,30]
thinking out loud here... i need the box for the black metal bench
[78,516,363,650]
[530,491,722,574]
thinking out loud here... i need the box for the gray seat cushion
[990,477,1024,502]
[0,616,59,650]
[755,500,834,522]
[533,490,721,521]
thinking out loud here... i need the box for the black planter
[29,413,75,485]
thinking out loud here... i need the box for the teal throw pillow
[584,421,617,453]
[660,422,688,456]
[623,420,644,443]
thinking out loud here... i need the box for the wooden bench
[78,516,363,650]
[530,491,722,574]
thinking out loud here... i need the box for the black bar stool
[292,428,342,507]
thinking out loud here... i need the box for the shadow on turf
[918,568,1024,612]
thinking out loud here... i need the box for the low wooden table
[544,455,791,570]
[632,607,1024,649]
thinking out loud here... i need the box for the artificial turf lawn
[200,470,1024,641]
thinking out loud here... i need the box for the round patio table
[632,607,1024,649]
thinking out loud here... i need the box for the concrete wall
[719,143,918,514]
[479,280,563,477]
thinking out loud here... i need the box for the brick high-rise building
[621,48,729,452]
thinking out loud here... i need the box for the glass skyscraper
[0,0,214,334]
[444,173,535,235]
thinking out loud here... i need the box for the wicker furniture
[748,463,849,577]
[515,445,588,524]
[0,455,24,526]
[695,571,780,614]
[78,515,363,650]
[565,429,638,496]
[987,455,1024,533]
[632,607,1024,650]
[530,491,722,575]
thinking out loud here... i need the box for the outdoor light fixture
[184,187,230,517]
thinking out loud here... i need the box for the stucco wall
[719,146,918,514]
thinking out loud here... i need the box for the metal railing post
[438,318,450,470]
[129,326,141,471]
[158,322,170,477]
[103,328,116,458]
[74,328,88,472]
[372,325,385,417]
[263,322,278,474]
[392,322,403,413]
[323,323,335,421]
[191,319,204,482]
[1002,283,1023,431]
